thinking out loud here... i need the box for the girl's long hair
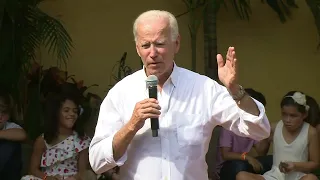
[43,93,85,144]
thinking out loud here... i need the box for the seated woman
[237,91,319,180]
[0,89,27,180]
[21,94,91,180]
[214,88,272,180]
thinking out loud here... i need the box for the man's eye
[141,44,150,48]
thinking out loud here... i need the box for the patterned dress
[21,132,91,180]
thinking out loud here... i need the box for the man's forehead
[138,24,168,34]
[138,17,169,30]
[136,26,170,43]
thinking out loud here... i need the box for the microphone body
[146,75,159,137]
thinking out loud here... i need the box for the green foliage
[306,0,320,48]
[0,0,74,139]
[108,52,133,90]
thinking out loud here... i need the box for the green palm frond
[18,6,42,71]
[230,0,252,20]
[306,0,320,48]
[30,6,73,68]
[0,0,73,72]
[0,0,73,117]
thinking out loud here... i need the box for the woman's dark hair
[305,95,320,127]
[43,93,85,144]
[280,91,308,114]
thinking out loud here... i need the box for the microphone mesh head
[146,75,158,87]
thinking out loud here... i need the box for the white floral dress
[21,132,91,180]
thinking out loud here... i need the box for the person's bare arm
[74,148,89,180]
[0,128,27,141]
[29,136,46,178]
[220,147,244,161]
[253,122,277,155]
[253,139,270,156]
[233,90,259,116]
[112,123,139,161]
[220,147,263,173]
[292,126,319,173]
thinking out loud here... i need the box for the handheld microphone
[146,75,159,137]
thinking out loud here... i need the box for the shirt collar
[142,61,179,87]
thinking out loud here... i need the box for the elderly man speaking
[89,10,270,180]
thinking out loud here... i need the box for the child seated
[215,88,272,180]
[236,91,319,180]
[0,89,27,180]
[21,94,91,180]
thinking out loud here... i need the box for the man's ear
[136,44,141,57]
[174,34,181,54]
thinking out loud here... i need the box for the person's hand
[216,47,239,94]
[247,156,263,173]
[279,161,295,173]
[129,98,161,131]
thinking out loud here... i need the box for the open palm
[217,47,238,92]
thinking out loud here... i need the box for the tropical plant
[0,0,74,138]
[177,0,320,79]
[108,52,133,90]
[0,0,73,118]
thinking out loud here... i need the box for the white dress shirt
[89,64,270,180]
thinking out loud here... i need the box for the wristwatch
[230,85,246,101]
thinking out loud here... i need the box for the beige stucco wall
[37,0,320,177]
[39,0,320,124]
[217,1,320,123]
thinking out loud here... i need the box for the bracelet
[241,152,247,160]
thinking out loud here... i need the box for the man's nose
[149,44,158,58]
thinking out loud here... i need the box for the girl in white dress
[21,94,91,180]
[236,91,319,180]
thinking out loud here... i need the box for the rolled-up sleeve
[89,89,127,174]
[210,81,270,141]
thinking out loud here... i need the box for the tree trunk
[191,33,197,71]
[203,1,219,179]
[203,0,218,80]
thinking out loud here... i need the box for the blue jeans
[0,140,22,180]
[219,155,273,180]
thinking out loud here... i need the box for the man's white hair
[133,10,179,42]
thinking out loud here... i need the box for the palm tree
[178,0,320,79]
[0,0,73,139]
[0,0,72,94]
[177,1,320,178]
[203,0,320,80]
